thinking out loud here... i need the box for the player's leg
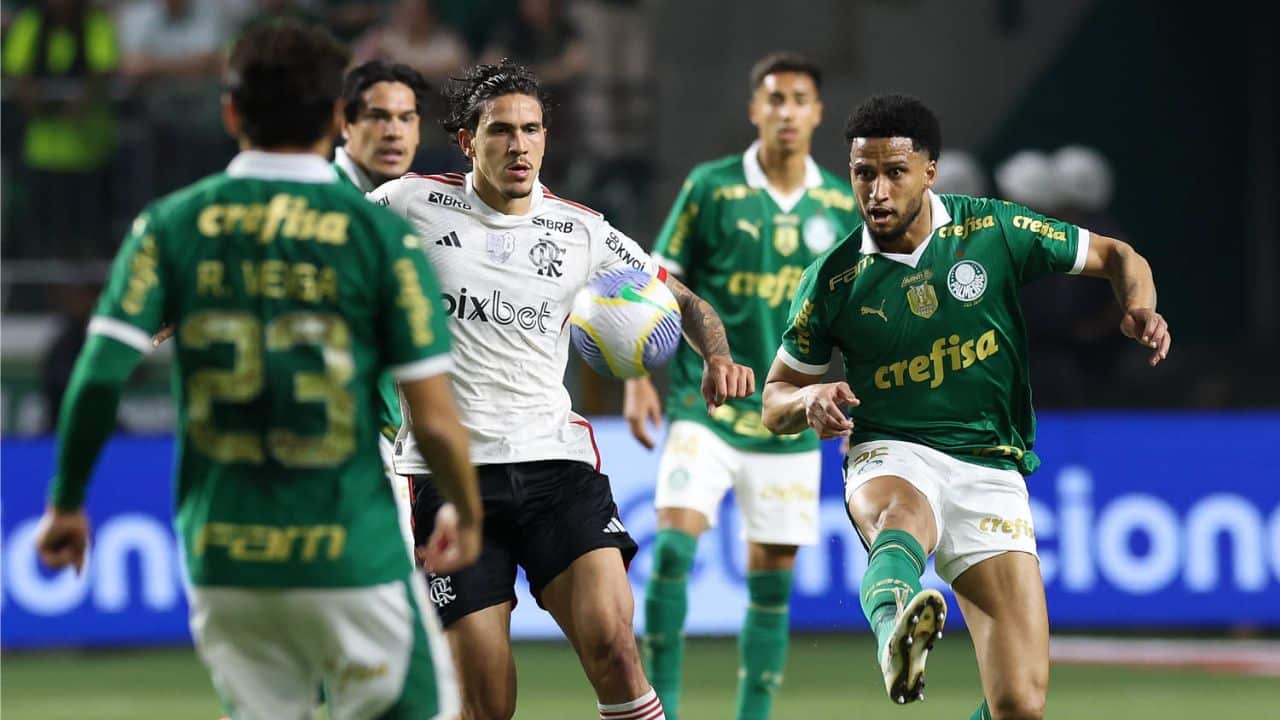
[519,460,662,718]
[844,441,946,703]
[188,587,321,720]
[931,456,1045,720]
[412,470,521,720]
[731,446,821,720]
[951,553,1048,720]
[646,421,734,717]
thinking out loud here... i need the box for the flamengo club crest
[947,260,988,302]
[906,282,938,319]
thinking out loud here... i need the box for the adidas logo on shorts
[602,518,627,534]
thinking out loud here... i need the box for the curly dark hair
[749,51,823,92]
[440,60,549,136]
[342,60,431,123]
[844,93,942,161]
[225,19,350,149]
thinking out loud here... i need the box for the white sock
[598,688,666,720]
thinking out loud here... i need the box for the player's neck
[757,143,809,194]
[472,173,532,215]
[242,136,333,158]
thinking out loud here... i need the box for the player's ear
[924,157,937,190]
[221,94,241,140]
[457,128,474,160]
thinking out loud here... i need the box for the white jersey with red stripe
[370,171,665,472]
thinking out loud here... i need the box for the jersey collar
[464,171,546,226]
[742,140,823,213]
[226,151,338,183]
[332,146,376,192]
[858,190,951,269]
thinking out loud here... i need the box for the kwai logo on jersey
[803,215,837,254]
[529,238,565,277]
[441,287,554,333]
[604,232,647,271]
[485,232,516,263]
[947,260,988,303]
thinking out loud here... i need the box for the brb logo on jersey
[529,238,565,277]
[442,287,554,333]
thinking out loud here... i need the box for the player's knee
[583,616,643,677]
[988,687,1046,720]
[651,529,697,579]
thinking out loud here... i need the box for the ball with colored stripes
[570,268,682,379]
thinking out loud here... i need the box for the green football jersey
[779,192,1090,475]
[654,143,861,452]
[92,151,451,588]
[333,148,402,442]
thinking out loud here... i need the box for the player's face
[343,81,420,183]
[850,137,936,242]
[749,72,822,154]
[461,93,546,204]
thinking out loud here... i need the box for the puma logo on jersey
[737,219,761,240]
[861,299,887,322]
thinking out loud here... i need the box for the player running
[35,20,481,720]
[333,59,433,556]
[761,94,1170,720]
[371,60,754,720]
[624,52,859,720]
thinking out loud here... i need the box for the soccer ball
[570,268,682,379]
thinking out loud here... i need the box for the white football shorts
[655,420,821,546]
[844,439,1038,584]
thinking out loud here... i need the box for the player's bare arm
[1080,233,1170,366]
[400,374,482,574]
[761,358,859,439]
[623,375,663,450]
[665,273,755,411]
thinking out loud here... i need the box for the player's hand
[802,382,859,439]
[1120,307,1171,367]
[35,507,91,574]
[624,377,664,450]
[701,354,755,413]
[416,503,481,575]
[152,323,175,347]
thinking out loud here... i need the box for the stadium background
[2,0,1277,717]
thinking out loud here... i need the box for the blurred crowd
[0,0,650,270]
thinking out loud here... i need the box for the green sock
[859,529,926,657]
[969,699,992,719]
[736,569,793,720]
[643,529,697,719]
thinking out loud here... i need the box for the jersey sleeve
[376,222,453,382]
[589,218,667,282]
[651,171,708,276]
[88,208,168,353]
[994,200,1091,285]
[776,262,834,375]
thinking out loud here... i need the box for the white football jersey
[371,171,666,472]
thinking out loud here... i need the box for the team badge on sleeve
[946,260,988,302]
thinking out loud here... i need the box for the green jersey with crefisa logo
[654,144,861,453]
[778,192,1090,475]
[91,152,452,588]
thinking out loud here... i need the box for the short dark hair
[440,59,549,136]
[225,19,350,149]
[342,60,432,123]
[844,93,942,161]
[750,51,823,92]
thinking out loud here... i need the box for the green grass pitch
[4,634,1277,719]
